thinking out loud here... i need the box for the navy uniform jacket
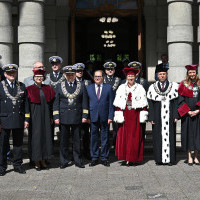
[104,76,121,95]
[87,83,114,123]
[76,78,91,87]
[53,80,89,125]
[46,71,64,90]
[0,80,30,129]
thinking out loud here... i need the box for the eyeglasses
[106,69,114,71]
[35,76,44,79]
[94,76,103,78]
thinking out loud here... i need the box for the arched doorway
[69,0,144,72]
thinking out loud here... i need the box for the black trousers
[0,128,24,171]
[82,123,90,155]
[60,124,82,165]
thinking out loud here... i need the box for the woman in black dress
[27,69,55,170]
[178,64,200,166]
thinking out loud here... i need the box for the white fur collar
[147,81,178,102]
[113,83,148,110]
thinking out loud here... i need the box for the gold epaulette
[53,111,59,115]
[25,113,30,118]
[83,109,89,114]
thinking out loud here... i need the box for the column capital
[167,0,193,4]
[18,0,45,3]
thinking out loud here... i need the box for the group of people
[0,54,199,177]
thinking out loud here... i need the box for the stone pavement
[0,151,200,200]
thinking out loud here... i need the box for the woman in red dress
[113,68,148,166]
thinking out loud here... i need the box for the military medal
[2,80,22,105]
[61,81,81,105]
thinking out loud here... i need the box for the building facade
[0,0,199,82]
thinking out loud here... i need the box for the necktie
[161,83,165,90]
[11,82,14,89]
[69,82,73,87]
[97,85,101,100]
[108,77,112,82]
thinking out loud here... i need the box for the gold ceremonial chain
[61,81,81,105]
[2,80,22,105]
[49,74,65,87]
[104,77,120,91]
[153,82,173,97]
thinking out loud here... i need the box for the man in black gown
[0,64,30,176]
[53,65,89,168]
[147,67,179,166]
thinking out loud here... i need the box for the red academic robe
[115,93,144,163]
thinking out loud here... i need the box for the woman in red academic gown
[178,64,200,166]
[113,68,148,166]
[26,69,55,170]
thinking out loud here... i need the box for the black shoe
[155,162,162,165]
[168,163,173,166]
[101,160,110,167]
[29,161,35,168]
[41,165,49,170]
[75,163,85,168]
[60,163,69,169]
[188,163,193,166]
[0,170,6,176]
[120,161,127,166]
[14,167,26,174]
[35,166,41,171]
[89,160,98,167]
[126,162,134,167]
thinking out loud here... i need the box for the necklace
[61,81,81,105]
[2,80,22,105]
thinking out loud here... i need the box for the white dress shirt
[67,80,75,87]
[6,79,15,88]
[95,83,103,97]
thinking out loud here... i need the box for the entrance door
[75,16,138,70]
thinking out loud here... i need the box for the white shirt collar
[6,79,15,87]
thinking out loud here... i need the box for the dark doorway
[75,16,138,74]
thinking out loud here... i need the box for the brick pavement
[1,150,200,200]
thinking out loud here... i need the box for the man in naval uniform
[74,63,91,160]
[103,61,121,148]
[0,64,30,176]
[46,56,64,146]
[147,67,179,166]
[53,65,89,168]
[46,56,65,90]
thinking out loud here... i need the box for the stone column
[0,0,13,66]
[18,0,45,81]
[198,0,200,64]
[167,0,193,82]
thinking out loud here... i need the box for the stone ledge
[167,0,193,4]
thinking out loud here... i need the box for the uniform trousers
[60,124,82,165]
[82,123,90,155]
[0,128,23,171]
[90,121,109,161]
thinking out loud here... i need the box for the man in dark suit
[155,54,169,81]
[46,56,64,90]
[0,64,30,176]
[53,65,89,168]
[75,63,91,160]
[87,70,114,167]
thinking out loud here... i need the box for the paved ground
[1,150,200,200]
